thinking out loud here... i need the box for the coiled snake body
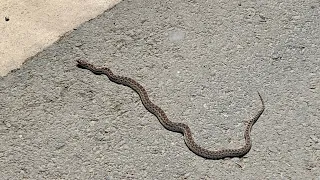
[77,60,265,159]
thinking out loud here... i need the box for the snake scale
[76,60,265,159]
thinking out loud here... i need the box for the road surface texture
[1,0,319,179]
[0,0,121,76]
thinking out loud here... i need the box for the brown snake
[76,60,265,159]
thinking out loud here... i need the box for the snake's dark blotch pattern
[77,60,265,159]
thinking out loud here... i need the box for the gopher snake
[76,60,265,159]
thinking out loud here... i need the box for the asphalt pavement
[1,0,319,179]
